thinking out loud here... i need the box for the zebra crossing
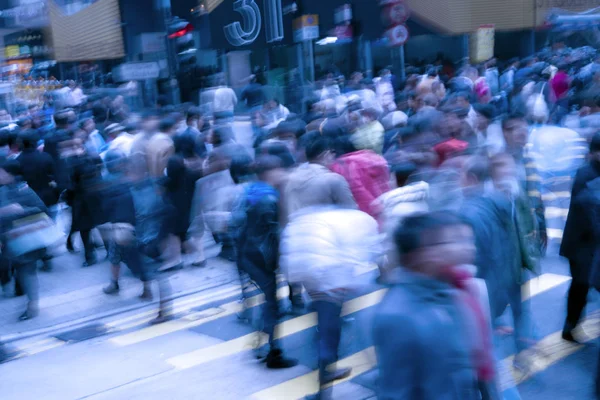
[1,265,590,400]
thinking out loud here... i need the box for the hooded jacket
[330,150,390,218]
[284,163,356,216]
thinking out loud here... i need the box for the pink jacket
[331,150,390,219]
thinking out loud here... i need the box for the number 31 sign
[224,0,284,46]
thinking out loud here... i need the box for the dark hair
[501,111,526,130]
[253,154,282,175]
[212,125,234,145]
[393,211,466,256]
[473,104,495,120]
[0,130,9,147]
[19,129,40,150]
[174,134,196,158]
[304,131,332,162]
[186,107,202,122]
[159,118,177,133]
[93,105,108,124]
[259,142,295,168]
[54,111,70,128]
[336,136,357,156]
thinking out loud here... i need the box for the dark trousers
[238,257,278,345]
[566,260,590,329]
[312,298,343,384]
[68,228,95,261]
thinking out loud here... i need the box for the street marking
[547,228,564,240]
[16,337,66,356]
[110,286,291,347]
[500,315,600,390]
[251,347,377,400]
[522,273,571,301]
[166,290,386,370]
[105,285,242,329]
[542,192,571,201]
[545,207,569,219]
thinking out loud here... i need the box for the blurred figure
[0,160,49,320]
[350,107,385,154]
[146,117,176,178]
[65,138,104,266]
[230,155,297,368]
[80,117,106,156]
[285,133,356,216]
[559,133,600,342]
[374,212,499,399]
[241,74,265,113]
[330,137,390,219]
[213,76,238,113]
[281,205,381,399]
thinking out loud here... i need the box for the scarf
[441,265,495,382]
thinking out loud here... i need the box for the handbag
[3,213,64,258]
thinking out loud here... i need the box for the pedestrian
[284,132,356,216]
[373,211,498,400]
[281,203,381,399]
[230,155,298,368]
[560,132,600,342]
[0,160,50,321]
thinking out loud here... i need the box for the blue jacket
[373,269,479,400]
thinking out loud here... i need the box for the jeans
[238,257,278,344]
[312,298,343,384]
[507,281,536,353]
[68,228,95,262]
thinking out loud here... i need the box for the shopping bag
[4,213,64,258]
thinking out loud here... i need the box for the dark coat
[461,191,522,318]
[17,149,58,206]
[560,160,600,283]
[43,129,71,191]
[165,155,203,235]
[233,182,280,271]
[67,153,104,231]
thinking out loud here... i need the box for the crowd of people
[0,44,599,399]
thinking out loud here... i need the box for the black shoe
[82,257,97,268]
[18,308,38,322]
[265,349,298,369]
[103,281,120,295]
[149,312,173,325]
[0,345,18,364]
[562,329,579,343]
[66,240,77,253]
[322,367,352,383]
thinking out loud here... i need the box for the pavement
[1,160,598,399]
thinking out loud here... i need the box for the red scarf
[441,266,495,382]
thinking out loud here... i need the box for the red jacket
[331,150,390,218]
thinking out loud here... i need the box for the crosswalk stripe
[105,285,242,329]
[547,228,564,240]
[109,285,290,347]
[500,315,600,390]
[541,192,571,201]
[522,273,571,301]
[166,290,387,370]
[251,347,377,400]
[544,207,569,219]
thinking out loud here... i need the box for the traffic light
[168,17,197,72]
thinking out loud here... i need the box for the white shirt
[213,87,238,113]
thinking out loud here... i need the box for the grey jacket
[284,163,356,216]
[373,269,479,400]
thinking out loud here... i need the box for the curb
[2,277,238,344]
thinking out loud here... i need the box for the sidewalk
[0,234,239,342]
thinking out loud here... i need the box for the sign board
[470,24,494,63]
[5,45,20,59]
[385,24,409,47]
[139,33,166,54]
[114,62,160,82]
[293,15,319,43]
